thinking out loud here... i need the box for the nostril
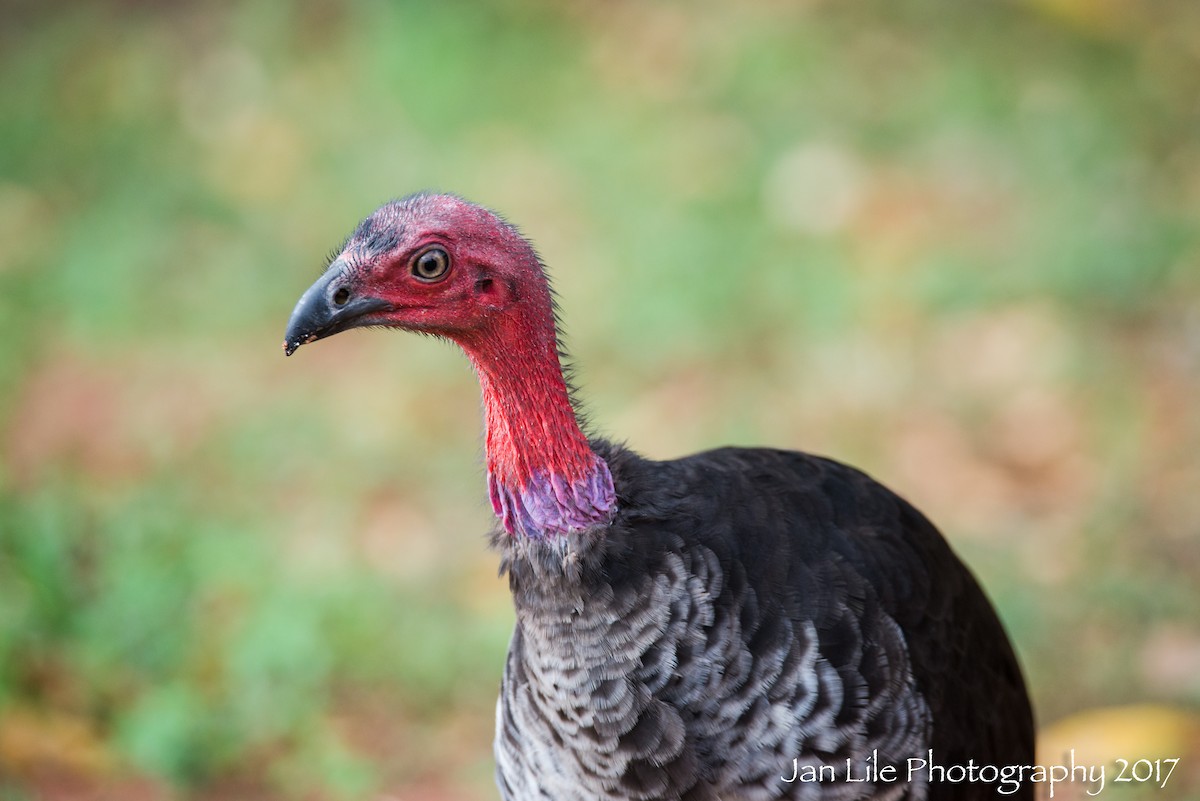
[332,286,351,307]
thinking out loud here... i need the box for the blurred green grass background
[1,1,1199,799]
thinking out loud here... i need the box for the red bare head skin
[284,193,613,536]
[336,194,554,341]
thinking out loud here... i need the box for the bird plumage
[283,193,1034,800]
[494,442,1031,800]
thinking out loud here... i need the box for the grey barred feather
[491,443,1033,800]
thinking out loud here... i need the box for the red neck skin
[451,290,615,539]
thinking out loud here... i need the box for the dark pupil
[418,250,446,278]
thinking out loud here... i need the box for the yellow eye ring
[412,246,450,282]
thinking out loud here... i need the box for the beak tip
[283,259,387,357]
[283,330,321,356]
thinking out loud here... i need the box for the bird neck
[456,313,616,540]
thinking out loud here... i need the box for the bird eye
[412,247,451,282]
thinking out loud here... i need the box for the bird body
[494,443,1030,800]
[284,193,1034,800]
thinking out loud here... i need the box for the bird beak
[283,259,392,356]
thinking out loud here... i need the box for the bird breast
[493,540,931,800]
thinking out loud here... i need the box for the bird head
[283,193,550,356]
[283,192,615,537]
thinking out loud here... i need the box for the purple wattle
[488,456,617,539]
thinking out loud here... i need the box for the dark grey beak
[283,260,391,356]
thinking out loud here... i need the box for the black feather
[493,441,1035,800]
